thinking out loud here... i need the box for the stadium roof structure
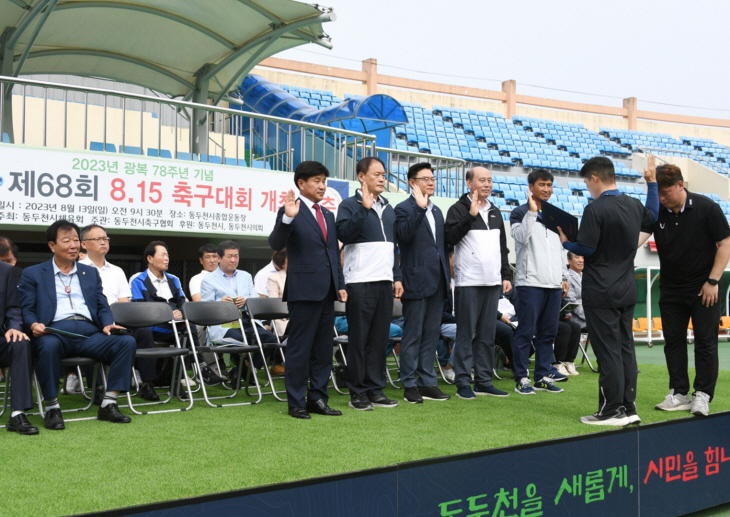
[237,74,408,133]
[0,0,335,104]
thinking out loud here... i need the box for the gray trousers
[400,277,446,388]
[453,285,500,388]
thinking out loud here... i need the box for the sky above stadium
[278,1,730,119]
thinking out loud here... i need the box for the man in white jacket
[509,169,568,395]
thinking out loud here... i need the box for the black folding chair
[385,299,403,389]
[111,302,193,414]
[183,301,264,407]
[245,297,289,402]
[331,301,349,395]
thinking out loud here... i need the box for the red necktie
[313,203,328,241]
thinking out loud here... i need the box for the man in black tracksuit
[336,157,403,411]
[445,166,512,400]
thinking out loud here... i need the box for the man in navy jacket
[336,157,403,411]
[18,220,136,430]
[394,162,451,403]
[269,161,347,419]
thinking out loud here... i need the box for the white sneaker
[655,389,692,411]
[554,363,570,377]
[63,373,82,395]
[691,391,710,417]
[565,362,579,376]
[181,372,197,387]
[443,368,455,383]
[580,408,630,426]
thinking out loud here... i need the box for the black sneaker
[349,393,373,411]
[404,387,424,404]
[367,391,399,408]
[201,366,224,386]
[418,386,450,401]
[580,408,630,426]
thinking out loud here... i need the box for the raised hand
[361,181,374,210]
[412,183,428,208]
[644,154,657,183]
[527,191,538,213]
[469,189,479,217]
[284,189,300,218]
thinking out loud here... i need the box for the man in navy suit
[395,163,451,403]
[269,161,347,419]
[0,260,37,434]
[18,220,136,430]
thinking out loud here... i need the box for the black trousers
[345,281,393,395]
[554,319,581,363]
[584,305,637,415]
[660,288,720,400]
[0,335,33,412]
[285,294,335,408]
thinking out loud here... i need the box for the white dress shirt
[80,257,130,305]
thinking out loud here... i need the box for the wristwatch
[707,278,719,286]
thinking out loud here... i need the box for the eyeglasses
[85,237,110,243]
[414,177,436,184]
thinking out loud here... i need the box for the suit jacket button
[326,263,331,267]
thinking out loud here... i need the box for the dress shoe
[139,382,160,401]
[306,399,342,416]
[7,413,39,435]
[98,403,132,423]
[270,364,285,376]
[288,407,311,419]
[44,408,65,430]
[177,389,189,401]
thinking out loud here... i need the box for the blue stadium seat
[2,133,9,143]
[147,148,172,159]
[122,146,142,155]
[90,141,117,152]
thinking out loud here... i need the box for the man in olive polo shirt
[640,158,730,417]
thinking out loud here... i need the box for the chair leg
[385,349,401,389]
[576,336,598,373]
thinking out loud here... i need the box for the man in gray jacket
[509,169,568,395]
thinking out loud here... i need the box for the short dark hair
[407,162,433,181]
[580,156,615,183]
[217,240,239,258]
[527,169,554,185]
[465,166,491,182]
[293,161,329,188]
[272,248,287,269]
[0,236,18,257]
[80,224,105,241]
[356,157,385,176]
[47,219,80,243]
[656,163,684,189]
[0,243,11,257]
[198,243,218,258]
[144,240,168,264]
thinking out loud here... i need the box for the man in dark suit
[269,161,347,419]
[395,162,451,403]
[18,220,137,430]
[0,236,22,286]
[0,260,37,434]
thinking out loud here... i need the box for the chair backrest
[183,301,240,327]
[652,317,663,330]
[636,318,648,331]
[246,297,289,320]
[111,302,173,328]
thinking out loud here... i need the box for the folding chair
[183,301,264,407]
[576,333,598,373]
[385,300,403,389]
[245,297,289,402]
[332,301,349,395]
[32,357,102,422]
[435,334,455,384]
[111,302,193,414]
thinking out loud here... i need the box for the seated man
[130,241,223,386]
[201,240,279,380]
[18,220,136,430]
[1,260,37,435]
[0,236,22,286]
[80,224,159,401]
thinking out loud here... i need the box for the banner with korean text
[0,145,348,235]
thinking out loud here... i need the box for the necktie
[313,204,328,241]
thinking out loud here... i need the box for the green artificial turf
[2,351,730,516]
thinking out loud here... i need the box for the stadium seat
[147,148,172,159]
[122,146,142,155]
[90,141,117,153]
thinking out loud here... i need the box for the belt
[62,315,93,323]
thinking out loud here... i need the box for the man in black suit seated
[0,260,37,435]
[0,236,22,286]
[269,161,347,419]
